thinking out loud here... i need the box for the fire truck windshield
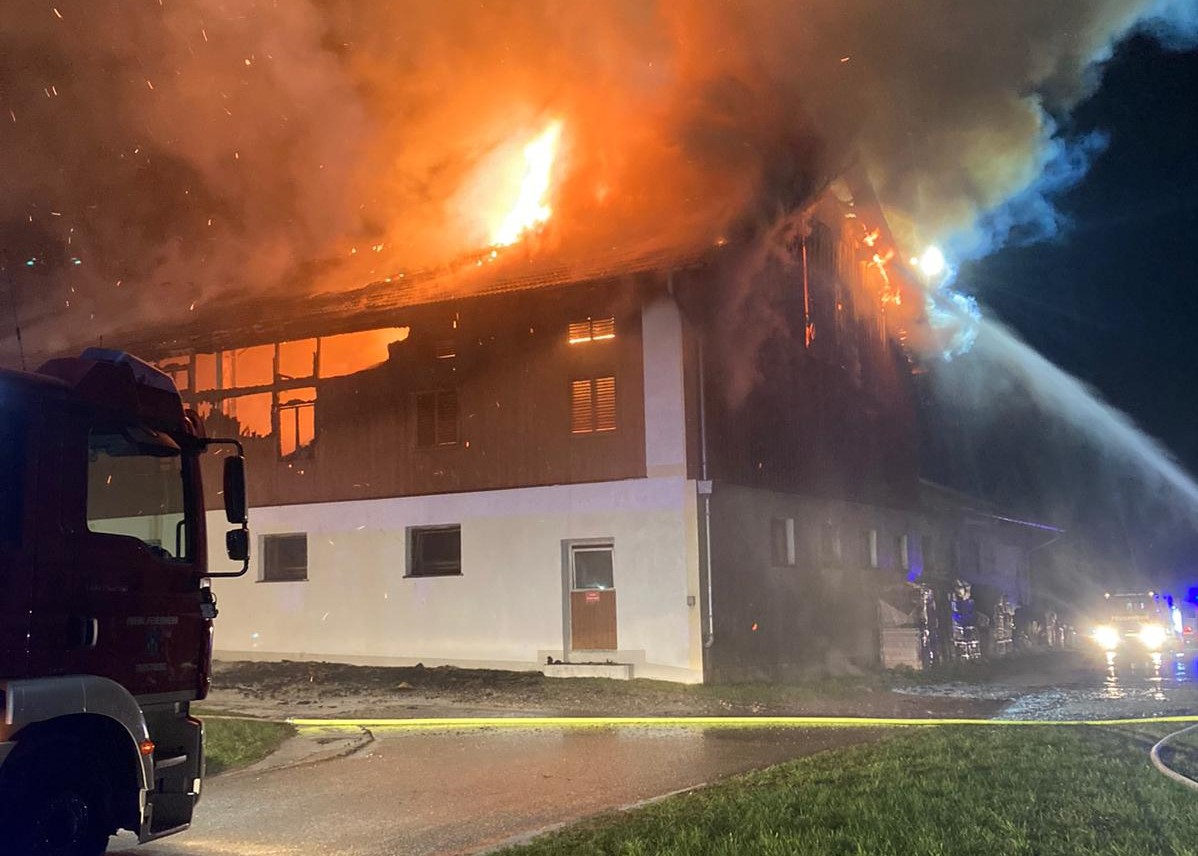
[86,427,191,561]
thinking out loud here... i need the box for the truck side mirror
[223,455,248,525]
[226,528,250,563]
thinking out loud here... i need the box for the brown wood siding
[193,281,650,509]
[675,236,919,509]
[570,589,618,650]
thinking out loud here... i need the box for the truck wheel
[0,744,111,856]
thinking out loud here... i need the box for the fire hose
[1149,722,1198,791]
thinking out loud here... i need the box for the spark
[8,109,15,123]
[145,80,154,91]
[201,27,208,42]
[840,56,851,62]
[52,7,62,18]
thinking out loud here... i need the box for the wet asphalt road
[109,726,876,856]
[995,648,1198,720]
[109,652,1198,856]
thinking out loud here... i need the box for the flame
[491,121,562,247]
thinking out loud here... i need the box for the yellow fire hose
[288,714,1198,729]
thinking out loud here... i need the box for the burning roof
[3,2,1190,365]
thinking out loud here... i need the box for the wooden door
[569,543,617,651]
[570,589,617,650]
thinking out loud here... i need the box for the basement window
[261,533,307,582]
[568,316,616,344]
[408,525,462,577]
[771,518,796,567]
[414,389,459,447]
[897,534,910,571]
[570,376,616,434]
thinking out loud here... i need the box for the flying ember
[491,121,562,247]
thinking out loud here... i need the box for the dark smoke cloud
[0,0,1194,359]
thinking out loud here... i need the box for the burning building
[76,168,1047,682]
[3,0,1136,679]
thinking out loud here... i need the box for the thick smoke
[0,0,1194,358]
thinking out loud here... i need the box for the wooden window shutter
[436,389,459,445]
[595,376,616,431]
[571,380,594,434]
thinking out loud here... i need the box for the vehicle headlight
[1139,624,1168,650]
[1092,625,1121,649]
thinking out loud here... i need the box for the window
[897,534,910,571]
[568,317,615,344]
[570,376,616,434]
[0,405,26,546]
[86,427,189,561]
[415,389,459,447]
[278,389,316,458]
[864,529,879,568]
[261,533,307,582]
[923,534,934,573]
[408,525,462,577]
[819,521,841,566]
[771,518,796,567]
[571,542,615,589]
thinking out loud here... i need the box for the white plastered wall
[208,476,703,682]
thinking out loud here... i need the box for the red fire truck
[0,349,249,855]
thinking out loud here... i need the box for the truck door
[57,411,205,697]
[0,392,33,676]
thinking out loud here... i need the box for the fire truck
[0,349,249,855]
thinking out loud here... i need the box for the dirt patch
[207,659,1008,720]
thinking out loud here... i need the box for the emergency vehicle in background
[1088,591,1180,654]
[0,349,249,855]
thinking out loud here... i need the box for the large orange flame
[491,120,562,247]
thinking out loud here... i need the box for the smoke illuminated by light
[491,121,563,247]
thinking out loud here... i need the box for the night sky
[963,35,1198,476]
[926,34,1198,594]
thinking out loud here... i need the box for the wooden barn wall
[678,228,920,509]
[188,281,649,509]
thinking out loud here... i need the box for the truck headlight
[1092,625,1120,650]
[1139,624,1168,650]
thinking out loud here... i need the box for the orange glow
[491,121,562,247]
[568,317,615,345]
[319,327,409,378]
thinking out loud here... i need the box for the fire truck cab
[0,349,249,855]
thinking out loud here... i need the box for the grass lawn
[500,726,1198,856]
[204,717,295,775]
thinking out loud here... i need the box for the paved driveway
[110,725,872,856]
